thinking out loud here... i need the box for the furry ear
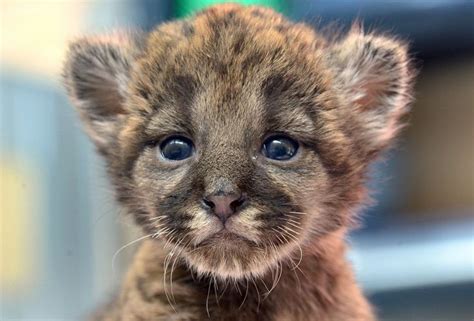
[62,32,144,155]
[329,27,413,157]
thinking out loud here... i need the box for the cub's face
[63,4,412,280]
[131,80,329,279]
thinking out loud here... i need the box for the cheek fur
[253,155,332,243]
[132,154,195,235]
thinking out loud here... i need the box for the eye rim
[158,135,195,162]
[261,134,299,161]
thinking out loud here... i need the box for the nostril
[230,195,246,211]
[202,198,215,209]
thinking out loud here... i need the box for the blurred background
[0,0,473,320]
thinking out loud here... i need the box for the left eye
[261,135,299,161]
[159,136,194,161]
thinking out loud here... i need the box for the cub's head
[63,4,412,280]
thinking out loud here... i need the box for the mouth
[198,228,255,247]
[183,226,279,280]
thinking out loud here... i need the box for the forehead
[131,5,327,140]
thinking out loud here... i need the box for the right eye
[261,135,299,161]
[159,136,194,161]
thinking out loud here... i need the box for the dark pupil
[263,137,297,160]
[161,138,192,161]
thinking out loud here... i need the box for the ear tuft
[329,26,414,156]
[62,31,144,154]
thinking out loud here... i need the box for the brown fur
[63,4,414,321]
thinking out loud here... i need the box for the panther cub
[63,4,413,321]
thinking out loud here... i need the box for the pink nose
[202,194,246,223]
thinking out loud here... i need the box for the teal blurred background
[1,1,473,320]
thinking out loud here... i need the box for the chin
[181,230,298,281]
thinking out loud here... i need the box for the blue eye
[262,135,299,161]
[160,136,194,161]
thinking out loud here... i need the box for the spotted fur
[63,4,413,321]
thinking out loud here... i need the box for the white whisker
[112,234,153,274]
